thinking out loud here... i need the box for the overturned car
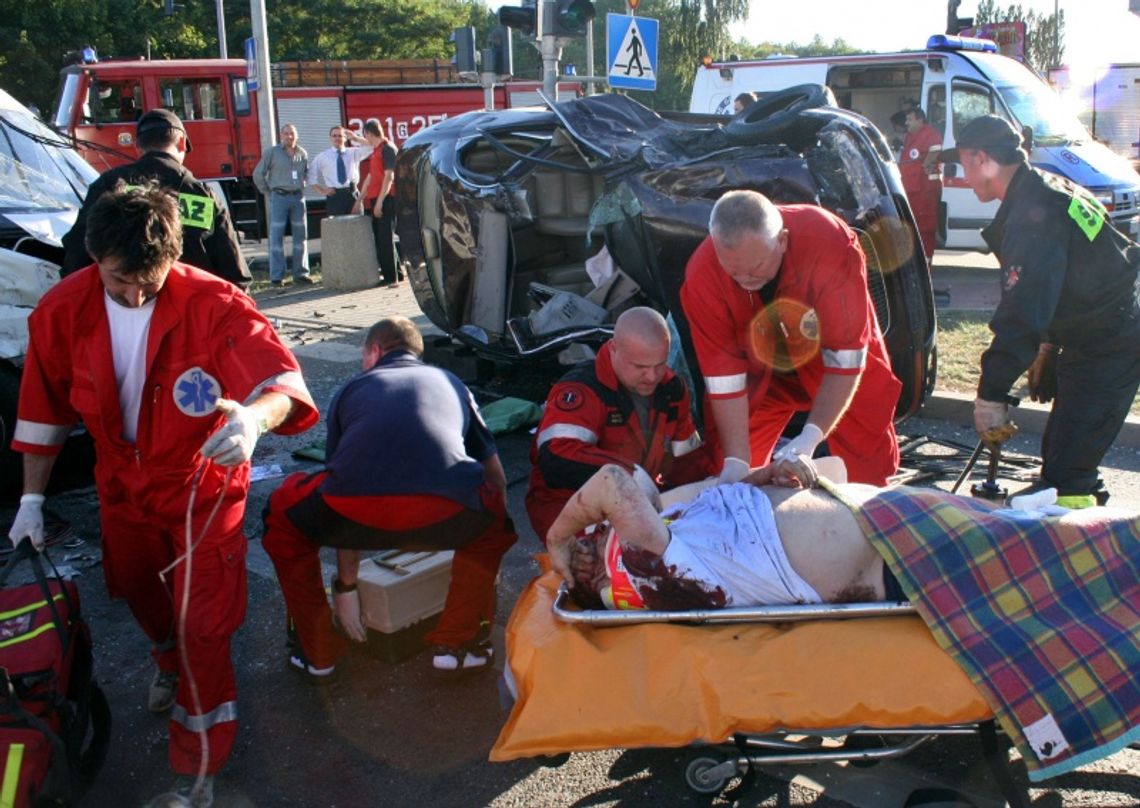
[395,88,937,419]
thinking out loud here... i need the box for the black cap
[940,115,1020,163]
[136,109,191,152]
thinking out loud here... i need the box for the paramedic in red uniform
[680,190,902,487]
[7,183,317,807]
[525,307,711,544]
[898,106,943,263]
[260,316,517,680]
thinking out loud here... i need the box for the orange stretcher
[491,569,1030,803]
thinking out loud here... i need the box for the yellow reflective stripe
[0,592,64,622]
[0,621,58,650]
[178,192,216,230]
[1,743,24,808]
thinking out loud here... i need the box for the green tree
[975,0,1065,73]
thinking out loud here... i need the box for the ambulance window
[950,82,995,139]
[84,79,143,124]
[159,79,225,121]
[927,85,946,134]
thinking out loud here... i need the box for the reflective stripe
[0,592,64,622]
[537,423,598,448]
[12,419,71,447]
[704,373,747,395]
[671,433,702,457]
[171,700,238,732]
[245,371,311,405]
[1,743,24,808]
[822,348,866,370]
[0,621,57,650]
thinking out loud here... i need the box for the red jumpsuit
[680,205,902,486]
[899,123,943,262]
[13,264,317,775]
[524,341,712,543]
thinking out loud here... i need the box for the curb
[919,390,1140,450]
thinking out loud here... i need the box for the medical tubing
[158,462,233,793]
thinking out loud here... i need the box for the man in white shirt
[307,125,373,216]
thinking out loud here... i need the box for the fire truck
[50,57,570,236]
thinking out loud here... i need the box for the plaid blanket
[854,488,1140,781]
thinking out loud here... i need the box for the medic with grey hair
[680,190,902,487]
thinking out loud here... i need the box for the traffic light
[550,0,595,37]
[450,27,477,73]
[487,25,513,77]
[499,0,540,37]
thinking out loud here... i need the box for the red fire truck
[51,57,569,236]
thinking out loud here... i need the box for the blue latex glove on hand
[200,399,265,466]
[8,494,45,551]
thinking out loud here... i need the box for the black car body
[395,89,936,420]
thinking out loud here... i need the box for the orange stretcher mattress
[490,569,994,761]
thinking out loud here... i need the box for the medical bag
[0,540,110,807]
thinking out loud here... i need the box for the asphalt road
[5,249,1140,807]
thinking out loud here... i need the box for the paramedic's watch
[332,578,357,594]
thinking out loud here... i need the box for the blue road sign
[245,38,259,92]
[607,13,658,91]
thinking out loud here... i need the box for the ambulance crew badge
[173,367,221,417]
[555,386,585,412]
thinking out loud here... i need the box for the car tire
[724,84,834,146]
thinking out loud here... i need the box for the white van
[691,35,1140,250]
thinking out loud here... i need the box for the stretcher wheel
[683,753,729,795]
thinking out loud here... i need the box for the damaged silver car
[395,87,937,419]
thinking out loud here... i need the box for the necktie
[336,151,347,185]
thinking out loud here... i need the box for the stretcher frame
[549,583,1031,807]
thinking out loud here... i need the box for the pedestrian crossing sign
[607,13,658,91]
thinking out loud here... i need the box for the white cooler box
[357,549,454,662]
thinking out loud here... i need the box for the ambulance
[690,35,1140,250]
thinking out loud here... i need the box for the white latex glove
[333,588,368,643]
[199,398,266,466]
[631,464,663,511]
[9,494,45,551]
[772,424,824,487]
[718,457,750,485]
[973,397,1009,439]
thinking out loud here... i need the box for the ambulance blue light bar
[926,34,998,53]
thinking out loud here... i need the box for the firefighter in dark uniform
[943,115,1140,506]
[62,109,251,289]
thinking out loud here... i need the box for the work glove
[772,423,824,488]
[199,399,266,466]
[333,587,368,643]
[717,457,751,485]
[973,397,1010,442]
[631,464,662,511]
[8,494,45,551]
[1027,344,1058,404]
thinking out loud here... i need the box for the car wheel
[724,84,834,146]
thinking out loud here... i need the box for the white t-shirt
[104,292,156,443]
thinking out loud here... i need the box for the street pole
[216,0,228,59]
[585,19,594,96]
[250,0,275,150]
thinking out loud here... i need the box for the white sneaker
[148,668,178,714]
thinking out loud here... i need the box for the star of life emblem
[173,367,221,417]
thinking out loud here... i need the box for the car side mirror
[1020,125,1034,152]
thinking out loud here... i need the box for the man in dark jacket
[944,115,1140,507]
[61,109,251,289]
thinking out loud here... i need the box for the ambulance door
[940,78,1000,250]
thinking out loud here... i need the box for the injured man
[546,459,1134,612]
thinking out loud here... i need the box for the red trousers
[261,471,517,668]
[98,461,248,776]
[908,184,941,263]
[705,375,899,487]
